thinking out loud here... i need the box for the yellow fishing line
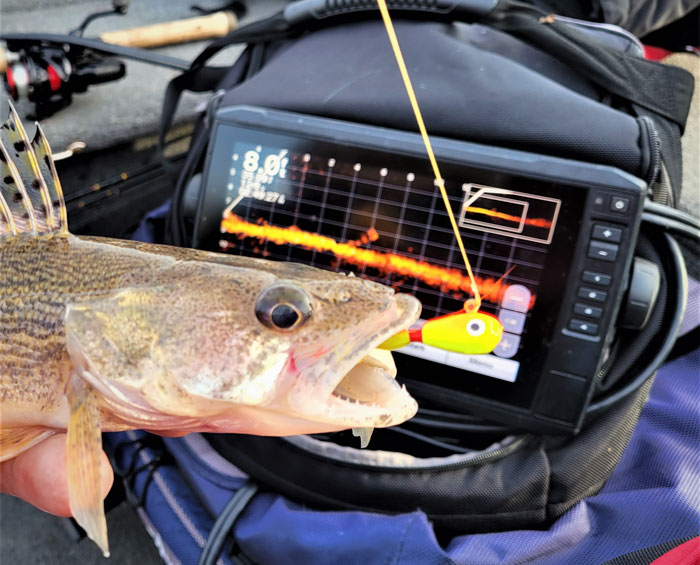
[376,0,481,312]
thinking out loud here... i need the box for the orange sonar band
[221,213,527,304]
[465,206,554,229]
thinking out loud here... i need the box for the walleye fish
[0,104,421,556]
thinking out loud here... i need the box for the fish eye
[255,283,312,332]
[466,318,486,337]
[270,304,300,329]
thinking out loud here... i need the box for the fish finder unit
[192,105,646,434]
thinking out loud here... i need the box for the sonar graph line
[464,206,553,229]
[460,184,561,245]
[221,213,531,306]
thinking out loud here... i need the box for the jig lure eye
[255,283,312,331]
[466,318,486,337]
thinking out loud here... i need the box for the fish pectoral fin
[0,427,57,463]
[66,376,110,558]
[65,288,164,365]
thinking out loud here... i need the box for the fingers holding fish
[0,433,114,518]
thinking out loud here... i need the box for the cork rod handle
[98,11,237,48]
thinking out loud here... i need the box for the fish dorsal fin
[32,124,68,233]
[0,167,19,237]
[0,102,68,238]
[0,138,38,235]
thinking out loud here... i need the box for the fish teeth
[352,427,374,448]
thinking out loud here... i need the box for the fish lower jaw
[320,351,417,428]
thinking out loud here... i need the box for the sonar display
[214,134,567,387]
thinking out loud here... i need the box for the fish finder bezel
[193,105,645,434]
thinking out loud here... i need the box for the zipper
[285,433,533,472]
[638,116,661,190]
[553,16,645,56]
[407,434,533,472]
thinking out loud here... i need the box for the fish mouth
[289,293,422,429]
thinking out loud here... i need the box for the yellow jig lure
[379,310,504,355]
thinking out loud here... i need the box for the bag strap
[158,14,292,156]
[163,46,258,246]
[485,1,694,132]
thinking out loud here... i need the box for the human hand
[0,433,114,517]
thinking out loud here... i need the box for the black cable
[644,200,700,231]
[586,232,687,417]
[388,426,473,453]
[642,212,700,241]
[170,87,228,247]
[198,481,259,565]
[282,0,499,26]
[191,2,248,19]
[409,416,514,434]
[417,407,499,423]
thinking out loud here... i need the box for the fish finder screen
[202,126,586,410]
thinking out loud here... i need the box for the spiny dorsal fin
[0,104,53,231]
[33,124,68,234]
[0,170,18,237]
[0,139,38,235]
[0,102,68,238]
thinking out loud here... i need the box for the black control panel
[194,106,645,433]
[529,184,644,429]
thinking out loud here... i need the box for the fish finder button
[610,196,630,214]
[498,311,526,334]
[588,240,619,262]
[494,333,520,358]
[574,303,603,319]
[569,319,599,335]
[501,285,531,313]
[578,287,607,303]
[582,271,612,287]
[592,225,622,243]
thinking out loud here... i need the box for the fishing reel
[2,43,126,119]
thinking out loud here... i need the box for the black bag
[158,0,693,535]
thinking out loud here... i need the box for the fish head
[65,259,421,435]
